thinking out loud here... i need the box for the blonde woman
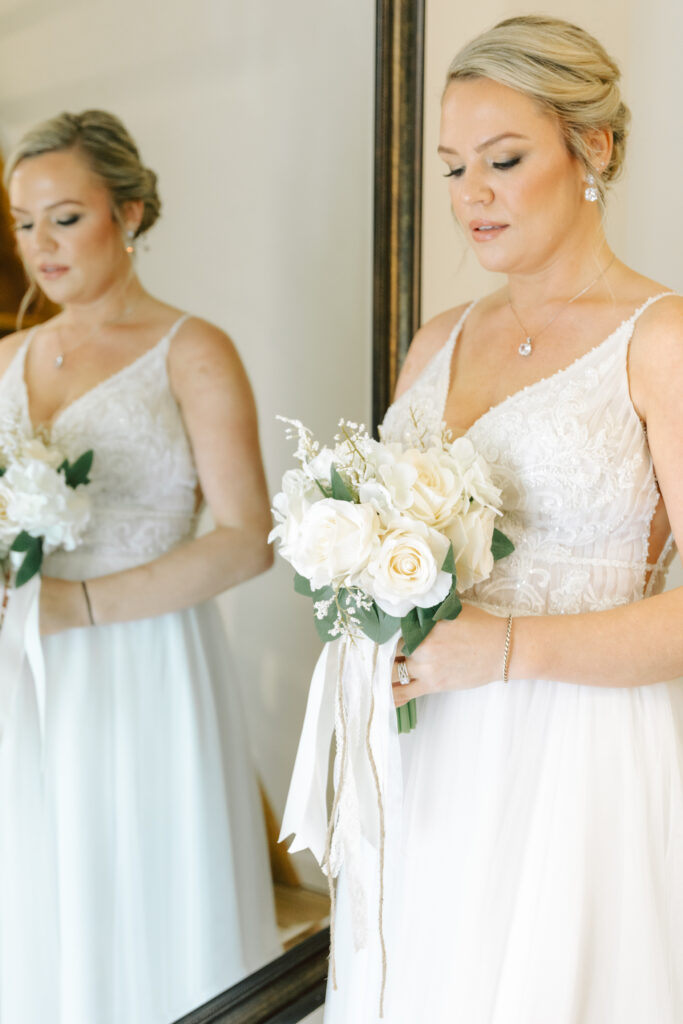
[326,17,683,1024]
[0,111,279,1023]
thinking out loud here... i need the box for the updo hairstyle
[4,109,161,236]
[445,15,630,207]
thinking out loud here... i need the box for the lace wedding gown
[324,293,683,1024]
[0,315,280,1024]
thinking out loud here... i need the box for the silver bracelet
[502,614,513,683]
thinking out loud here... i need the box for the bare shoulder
[0,327,34,379]
[629,292,683,418]
[166,315,253,405]
[394,302,470,401]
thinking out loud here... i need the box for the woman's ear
[583,127,613,173]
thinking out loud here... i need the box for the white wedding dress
[324,293,683,1023]
[0,315,280,1024]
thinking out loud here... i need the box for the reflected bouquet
[270,416,513,731]
[0,432,93,589]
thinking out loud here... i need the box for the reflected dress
[0,315,280,1024]
[324,293,683,1023]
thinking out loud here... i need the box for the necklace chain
[508,254,616,357]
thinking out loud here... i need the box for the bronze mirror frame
[173,1,424,1020]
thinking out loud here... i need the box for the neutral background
[0,0,375,889]
[422,0,683,589]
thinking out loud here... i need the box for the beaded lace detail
[0,315,198,579]
[382,294,677,616]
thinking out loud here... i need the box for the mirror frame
[173,0,425,1020]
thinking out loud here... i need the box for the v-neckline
[440,292,675,438]
[20,315,187,434]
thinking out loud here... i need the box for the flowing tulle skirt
[324,677,683,1024]
[0,601,279,1024]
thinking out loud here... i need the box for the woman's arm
[395,295,683,700]
[41,318,273,633]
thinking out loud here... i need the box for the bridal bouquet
[0,434,93,588]
[275,415,513,1012]
[0,428,93,745]
[270,416,513,731]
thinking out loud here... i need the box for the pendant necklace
[508,254,616,357]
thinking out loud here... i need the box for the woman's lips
[38,264,69,280]
[469,221,508,242]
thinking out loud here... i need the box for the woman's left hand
[39,577,90,635]
[392,604,509,706]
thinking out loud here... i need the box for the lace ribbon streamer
[0,574,46,752]
[280,632,402,1015]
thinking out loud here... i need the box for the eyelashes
[443,156,523,178]
[13,213,82,232]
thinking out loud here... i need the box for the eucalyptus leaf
[13,536,43,587]
[294,573,334,602]
[491,528,515,561]
[60,450,94,489]
[330,466,354,503]
[433,587,462,622]
[0,466,5,476]
[312,593,339,643]
[10,530,34,553]
[441,542,456,575]
[401,607,436,655]
[354,602,401,644]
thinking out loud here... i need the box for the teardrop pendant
[518,338,532,357]
[55,354,64,369]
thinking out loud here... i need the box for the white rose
[4,460,90,552]
[269,468,322,554]
[305,447,336,486]
[358,459,417,520]
[448,437,502,510]
[290,498,379,590]
[363,516,451,618]
[0,480,19,551]
[397,445,468,529]
[17,438,64,470]
[444,503,497,593]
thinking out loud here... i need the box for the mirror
[0,0,381,1020]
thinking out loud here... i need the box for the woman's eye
[492,157,521,171]
[443,167,464,178]
[56,214,81,226]
[14,222,32,232]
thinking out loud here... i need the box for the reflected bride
[0,110,279,1024]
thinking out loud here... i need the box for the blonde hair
[4,109,161,326]
[445,15,630,206]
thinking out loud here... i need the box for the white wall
[0,0,374,886]
[421,0,682,589]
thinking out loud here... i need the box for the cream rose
[444,503,497,593]
[448,437,502,510]
[363,516,452,617]
[396,445,468,529]
[290,498,379,590]
[269,468,321,556]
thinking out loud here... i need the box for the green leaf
[59,450,94,489]
[10,530,35,552]
[13,535,43,587]
[330,466,354,502]
[312,588,342,643]
[491,527,514,561]
[433,587,462,622]
[353,602,401,644]
[401,607,436,655]
[0,466,5,476]
[441,542,456,575]
[294,573,333,601]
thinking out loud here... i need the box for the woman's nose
[460,169,494,205]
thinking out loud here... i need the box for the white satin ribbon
[0,575,46,749]
[280,631,403,952]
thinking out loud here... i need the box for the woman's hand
[392,604,509,707]
[40,577,91,635]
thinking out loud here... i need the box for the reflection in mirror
[0,0,374,1021]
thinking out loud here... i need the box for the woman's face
[439,77,589,276]
[9,147,134,308]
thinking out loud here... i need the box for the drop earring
[584,174,599,203]
[125,229,136,255]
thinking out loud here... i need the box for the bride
[0,110,279,1023]
[325,16,683,1024]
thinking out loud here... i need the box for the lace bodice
[0,315,198,580]
[381,294,677,616]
